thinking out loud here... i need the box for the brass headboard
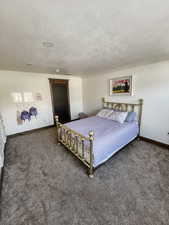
[102,98,143,132]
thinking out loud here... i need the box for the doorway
[49,79,71,123]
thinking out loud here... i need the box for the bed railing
[55,115,94,178]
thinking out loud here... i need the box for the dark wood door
[49,79,71,123]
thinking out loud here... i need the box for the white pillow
[107,111,128,124]
[97,109,113,118]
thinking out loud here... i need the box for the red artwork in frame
[110,76,133,96]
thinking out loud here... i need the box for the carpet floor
[0,127,169,225]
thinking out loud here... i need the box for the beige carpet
[1,127,169,225]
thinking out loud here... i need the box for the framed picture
[109,76,133,96]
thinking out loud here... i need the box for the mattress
[65,116,139,168]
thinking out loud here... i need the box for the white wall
[83,61,169,144]
[0,71,83,135]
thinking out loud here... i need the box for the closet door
[49,79,71,123]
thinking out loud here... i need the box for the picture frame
[109,76,133,96]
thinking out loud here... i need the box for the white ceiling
[0,0,169,76]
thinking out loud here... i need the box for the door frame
[49,78,71,124]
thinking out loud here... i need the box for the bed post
[88,131,94,178]
[138,99,143,136]
[55,115,60,144]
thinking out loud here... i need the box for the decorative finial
[55,115,59,122]
[89,130,94,140]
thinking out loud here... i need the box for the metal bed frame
[55,98,143,178]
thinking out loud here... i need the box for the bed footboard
[55,116,94,178]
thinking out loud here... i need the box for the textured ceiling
[0,0,169,76]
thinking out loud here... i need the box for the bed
[55,98,143,177]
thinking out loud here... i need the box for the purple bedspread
[65,116,139,167]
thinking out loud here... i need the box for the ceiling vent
[42,42,54,48]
